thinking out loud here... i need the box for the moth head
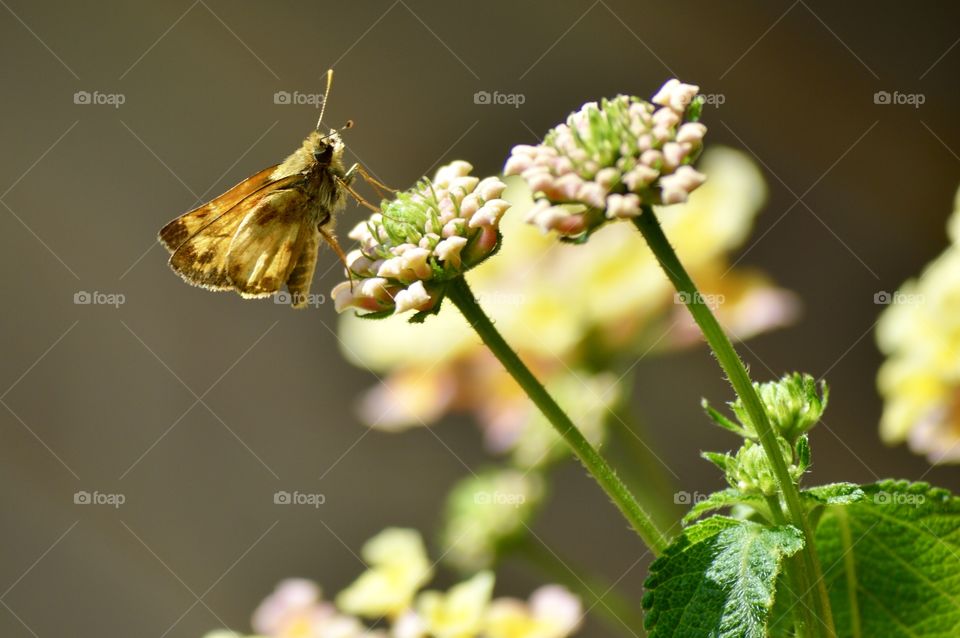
[312,121,352,166]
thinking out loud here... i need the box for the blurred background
[1,1,959,636]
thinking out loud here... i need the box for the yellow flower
[878,189,960,462]
[485,585,582,638]
[416,572,495,638]
[336,529,433,619]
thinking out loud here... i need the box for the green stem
[515,538,647,636]
[446,276,671,555]
[632,208,835,637]
[766,495,812,638]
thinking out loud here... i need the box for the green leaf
[702,399,751,438]
[682,489,766,524]
[803,482,865,505]
[816,480,960,637]
[643,516,804,637]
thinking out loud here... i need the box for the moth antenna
[319,119,354,143]
[316,68,334,132]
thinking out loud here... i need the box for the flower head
[726,373,828,443]
[337,149,795,462]
[336,528,433,619]
[484,585,582,638]
[252,578,335,637]
[333,162,509,317]
[505,79,706,238]
[878,186,960,463]
[416,572,495,638]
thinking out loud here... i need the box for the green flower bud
[725,437,805,496]
[731,373,828,442]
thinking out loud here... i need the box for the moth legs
[318,223,357,290]
[337,175,380,213]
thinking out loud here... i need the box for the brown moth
[158,70,388,308]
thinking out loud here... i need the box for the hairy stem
[632,208,835,637]
[447,276,671,555]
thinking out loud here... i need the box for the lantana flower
[337,148,796,464]
[484,585,582,638]
[332,161,509,317]
[878,187,960,463]
[416,572,495,638]
[204,528,583,638]
[505,79,706,238]
[335,528,433,619]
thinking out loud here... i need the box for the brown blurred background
[2,1,960,636]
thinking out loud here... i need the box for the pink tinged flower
[623,165,659,191]
[529,585,583,636]
[434,236,468,269]
[252,578,336,636]
[575,182,607,209]
[677,122,707,144]
[660,165,707,204]
[358,368,457,432]
[651,78,701,113]
[332,278,396,313]
[661,142,687,169]
[394,281,434,314]
[522,168,555,194]
[476,176,507,201]
[503,154,532,176]
[469,199,511,229]
[605,193,641,219]
[551,173,585,201]
[332,161,510,317]
[459,193,482,218]
[392,611,427,638]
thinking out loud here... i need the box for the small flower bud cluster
[332,161,509,316]
[504,79,707,238]
[732,373,829,443]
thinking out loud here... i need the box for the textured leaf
[816,480,960,637]
[803,483,865,505]
[682,489,765,524]
[643,517,804,637]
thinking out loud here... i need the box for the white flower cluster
[333,161,509,316]
[504,79,707,237]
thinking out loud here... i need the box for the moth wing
[285,228,321,308]
[158,164,281,254]
[166,176,301,292]
[226,188,316,299]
